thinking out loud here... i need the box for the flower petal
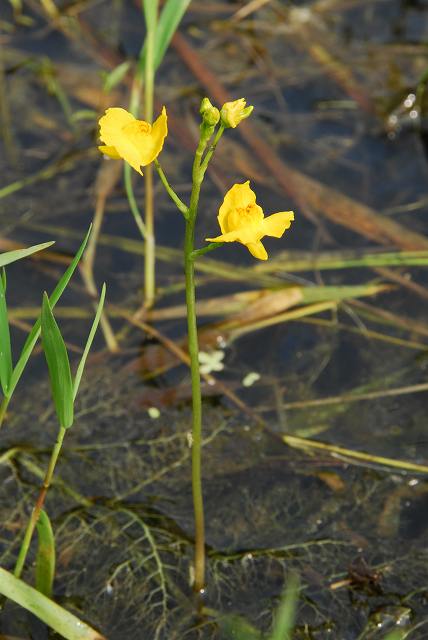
[206,230,243,243]
[110,136,144,175]
[262,211,294,238]
[246,241,268,260]
[98,145,121,159]
[145,105,168,163]
[122,106,168,166]
[218,181,257,234]
[99,108,135,147]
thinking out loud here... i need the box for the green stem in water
[184,126,214,593]
[199,124,225,176]
[124,68,147,239]
[0,395,9,429]
[154,116,223,592]
[14,427,66,579]
[124,163,146,239]
[154,160,188,217]
[142,0,159,308]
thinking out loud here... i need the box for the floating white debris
[199,349,225,374]
[242,372,261,387]
[147,407,160,419]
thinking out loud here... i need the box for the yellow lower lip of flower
[98,106,168,174]
[98,145,121,159]
[206,181,294,260]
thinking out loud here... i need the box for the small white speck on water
[242,372,260,387]
[147,407,160,419]
[404,93,416,109]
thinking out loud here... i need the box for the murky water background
[1,1,428,638]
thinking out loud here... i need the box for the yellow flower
[206,181,294,260]
[220,98,253,128]
[98,106,168,175]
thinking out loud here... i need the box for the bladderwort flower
[206,181,294,260]
[98,106,168,175]
[220,98,253,128]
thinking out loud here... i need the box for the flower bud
[200,97,220,127]
[220,98,253,128]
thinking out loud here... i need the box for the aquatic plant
[97,97,294,593]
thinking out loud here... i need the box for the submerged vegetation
[1,1,428,639]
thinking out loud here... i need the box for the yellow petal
[206,230,241,243]
[112,136,145,175]
[262,211,294,238]
[98,145,121,159]
[147,105,168,163]
[99,108,135,147]
[246,241,268,260]
[218,181,257,234]
[121,106,168,166]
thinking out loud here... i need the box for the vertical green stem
[184,130,212,593]
[14,427,66,579]
[185,223,205,593]
[0,395,9,429]
[143,0,158,308]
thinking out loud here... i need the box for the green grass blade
[35,509,56,598]
[41,293,74,429]
[153,0,191,70]
[138,0,191,72]
[383,632,406,640]
[218,614,261,639]
[73,283,106,401]
[7,226,91,399]
[269,573,299,640]
[0,241,54,268]
[0,567,105,640]
[0,269,13,395]
[103,60,131,93]
[142,0,158,31]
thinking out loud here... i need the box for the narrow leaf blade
[0,567,106,640]
[0,241,54,268]
[35,509,56,598]
[153,0,191,70]
[0,269,13,394]
[142,0,158,31]
[73,283,106,401]
[8,226,91,399]
[270,573,299,640]
[103,60,131,93]
[41,293,74,429]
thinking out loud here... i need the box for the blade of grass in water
[283,434,428,474]
[0,228,91,429]
[0,241,54,267]
[270,573,299,640]
[152,0,192,70]
[41,292,74,430]
[141,0,159,307]
[0,568,105,640]
[73,283,106,400]
[0,268,12,395]
[35,510,56,598]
